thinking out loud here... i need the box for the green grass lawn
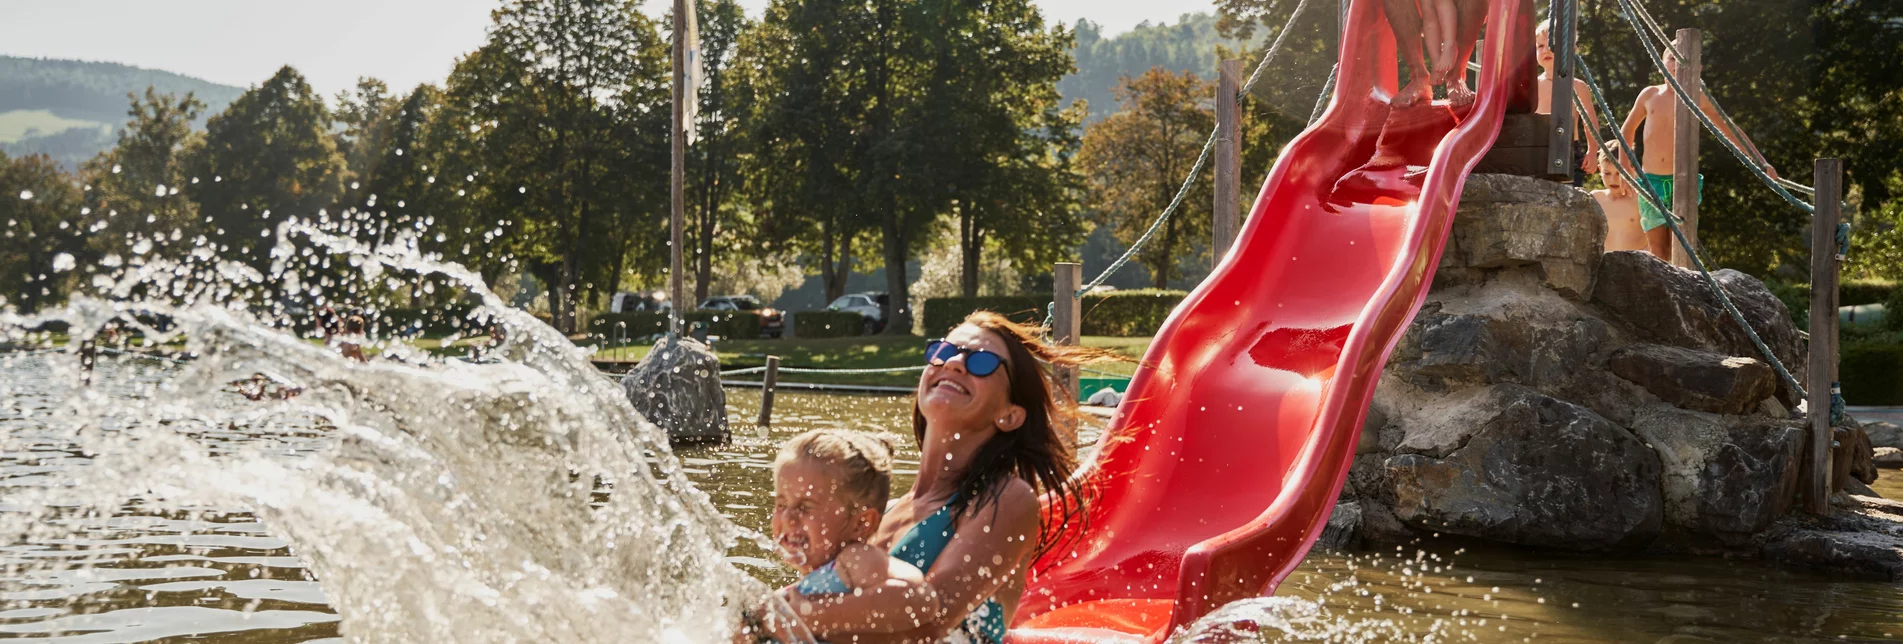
[592,335,1152,387]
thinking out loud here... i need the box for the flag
[678,0,703,145]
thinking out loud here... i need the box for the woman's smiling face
[917,324,1018,432]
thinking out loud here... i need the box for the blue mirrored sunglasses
[924,340,1007,377]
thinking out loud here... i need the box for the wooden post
[1545,0,1578,182]
[1053,263,1082,445]
[757,355,780,430]
[1806,158,1842,516]
[1670,28,1702,268]
[669,0,688,336]
[1214,59,1243,258]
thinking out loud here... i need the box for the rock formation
[621,334,729,443]
[1337,174,1898,579]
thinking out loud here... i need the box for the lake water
[2,357,1899,642]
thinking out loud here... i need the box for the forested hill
[1059,13,1255,122]
[0,56,243,168]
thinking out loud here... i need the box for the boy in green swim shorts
[1618,35,1778,263]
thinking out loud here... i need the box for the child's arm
[1696,91,1776,179]
[787,542,936,634]
[1572,78,1603,166]
[1619,87,1652,156]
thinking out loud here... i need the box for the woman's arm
[796,480,1041,639]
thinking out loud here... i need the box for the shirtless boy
[1535,21,1603,179]
[1591,143,1649,252]
[1619,37,1778,261]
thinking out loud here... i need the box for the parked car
[826,292,889,334]
[610,291,671,313]
[700,295,784,338]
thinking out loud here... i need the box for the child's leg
[1430,0,1460,82]
[1420,0,1446,82]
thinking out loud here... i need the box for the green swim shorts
[1638,172,1703,232]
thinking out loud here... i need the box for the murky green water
[2,359,1898,642]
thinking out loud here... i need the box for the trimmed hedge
[589,311,763,340]
[922,290,1188,337]
[1843,341,1903,405]
[793,310,867,339]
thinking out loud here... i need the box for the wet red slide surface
[1007,0,1533,641]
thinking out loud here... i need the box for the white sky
[0,0,1216,98]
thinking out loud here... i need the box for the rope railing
[718,365,926,377]
[1067,0,1319,305]
[1611,0,1818,215]
[1572,53,1808,403]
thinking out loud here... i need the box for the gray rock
[1607,344,1777,415]
[1386,386,1663,550]
[1630,406,1805,544]
[1318,501,1363,550]
[1838,423,1877,488]
[1876,447,1903,469]
[1760,495,1903,581]
[1591,252,1806,406]
[621,334,729,443]
[1867,421,1903,450]
[1357,500,1418,546]
[1446,174,1606,299]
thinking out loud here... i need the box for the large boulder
[1629,406,1805,544]
[1608,344,1777,415]
[621,334,729,443]
[1760,495,1903,581]
[1867,421,1903,450]
[1440,174,1606,299]
[1591,252,1805,406]
[1385,385,1664,550]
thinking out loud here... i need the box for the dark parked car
[826,292,889,334]
[700,295,784,338]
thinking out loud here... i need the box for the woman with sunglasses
[760,311,1126,643]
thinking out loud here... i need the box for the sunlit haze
[0,0,1216,96]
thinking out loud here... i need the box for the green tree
[0,152,87,312]
[908,0,1086,303]
[438,0,669,331]
[737,0,874,305]
[687,0,751,304]
[79,88,205,260]
[334,77,398,209]
[1078,68,1215,289]
[185,66,346,269]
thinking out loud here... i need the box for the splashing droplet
[51,253,75,272]
[17,190,31,200]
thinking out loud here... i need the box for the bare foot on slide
[1446,78,1475,107]
[1394,78,1433,107]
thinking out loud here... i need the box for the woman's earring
[997,417,1007,426]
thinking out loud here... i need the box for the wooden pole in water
[1214,59,1242,258]
[669,0,688,336]
[1670,28,1702,268]
[1806,158,1842,516]
[758,355,780,430]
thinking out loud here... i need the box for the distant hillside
[1059,13,1258,122]
[0,56,244,168]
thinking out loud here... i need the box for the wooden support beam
[1806,158,1842,516]
[1670,28,1702,268]
[1545,0,1578,182]
[1215,59,1243,258]
[1053,263,1082,385]
[757,355,780,430]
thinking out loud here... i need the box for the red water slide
[1006,0,1534,640]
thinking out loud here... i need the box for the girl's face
[917,324,1022,435]
[770,457,869,573]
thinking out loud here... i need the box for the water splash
[0,216,763,642]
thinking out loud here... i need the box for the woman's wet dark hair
[913,310,1130,563]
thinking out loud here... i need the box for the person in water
[752,312,1124,643]
[758,430,934,641]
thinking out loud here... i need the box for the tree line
[6,0,1894,334]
